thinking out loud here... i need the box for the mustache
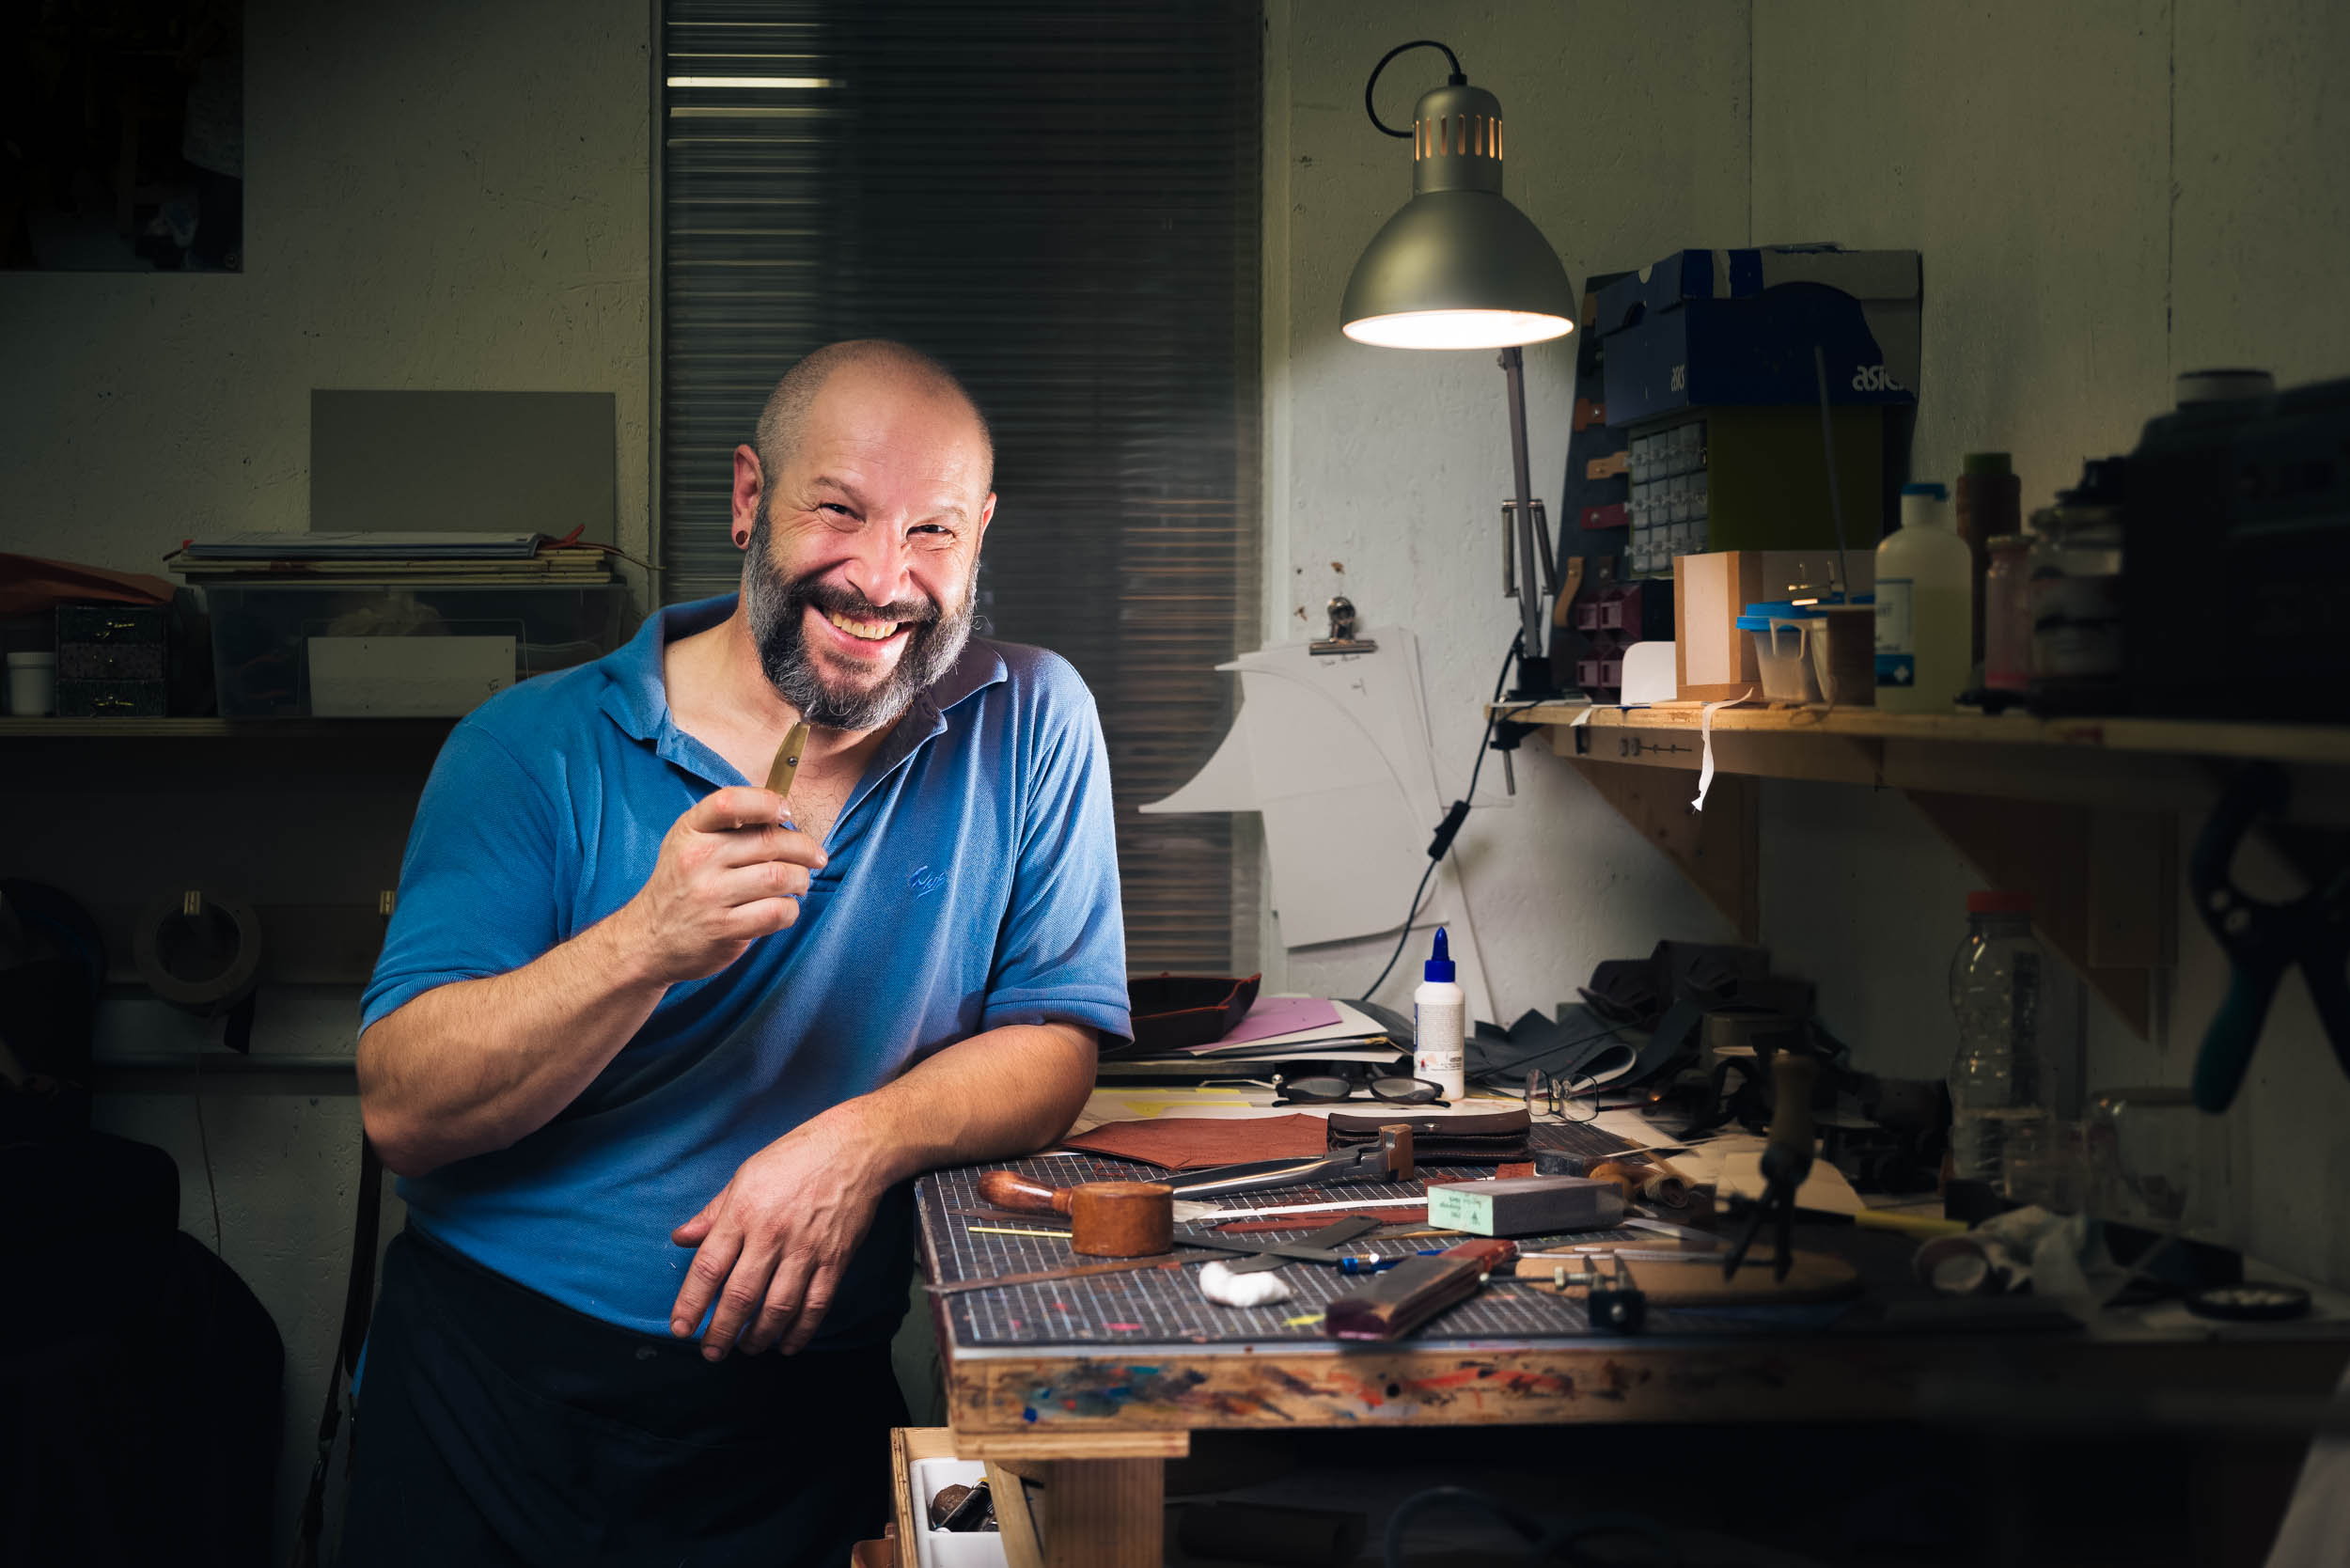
[789,574,942,627]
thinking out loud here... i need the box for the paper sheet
[1212,996,1341,1048]
[1715,1148,1868,1215]
[1142,627,1497,1020]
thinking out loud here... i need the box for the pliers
[1164,1125,1416,1200]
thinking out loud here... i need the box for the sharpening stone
[1427,1176,1624,1237]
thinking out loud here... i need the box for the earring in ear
[733,529,749,549]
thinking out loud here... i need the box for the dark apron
[339,1228,905,1568]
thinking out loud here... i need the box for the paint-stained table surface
[916,1143,2350,1450]
[912,1138,2350,1566]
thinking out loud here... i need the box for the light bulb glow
[1342,309,1574,351]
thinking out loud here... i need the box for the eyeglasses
[1272,1073,1449,1107]
[1508,1068,1598,1122]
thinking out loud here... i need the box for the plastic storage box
[905,1457,1009,1568]
[201,583,634,717]
[1737,600,1826,704]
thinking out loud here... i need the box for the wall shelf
[1509,701,2350,1042]
[0,717,457,739]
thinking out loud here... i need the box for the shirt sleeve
[361,719,567,1032]
[980,658,1133,1041]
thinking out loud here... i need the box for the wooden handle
[1379,1124,1415,1182]
[1068,1181,1173,1258]
[977,1170,1075,1216]
[1590,1160,1691,1209]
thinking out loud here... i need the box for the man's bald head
[753,339,993,497]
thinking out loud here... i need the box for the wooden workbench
[911,1152,2350,1567]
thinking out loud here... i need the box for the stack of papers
[1100,995,1407,1078]
[1178,996,1393,1059]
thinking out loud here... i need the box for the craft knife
[763,719,811,817]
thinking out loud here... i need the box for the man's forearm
[358,911,668,1177]
[822,1020,1098,1188]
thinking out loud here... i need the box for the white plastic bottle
[1413,926,1466,1101]
[1874,480,1974,712]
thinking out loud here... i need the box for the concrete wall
[1266,0,2350,1283]
[0,0,651,1549]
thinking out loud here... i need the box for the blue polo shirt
[362,595,1130,1346]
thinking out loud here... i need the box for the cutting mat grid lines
[917,1141,1760,1348]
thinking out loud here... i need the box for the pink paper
[1207,996,1341,1048]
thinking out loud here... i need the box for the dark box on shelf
[55,603,168,718]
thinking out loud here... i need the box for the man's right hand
[617,787,828,985]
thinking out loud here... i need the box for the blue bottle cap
[1424,926,1456,985]
[1900,481,1950,499]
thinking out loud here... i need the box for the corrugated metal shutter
[658,0,1261,973]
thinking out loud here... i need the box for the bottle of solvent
[1414,927,1466,1101]
[1874,480,1974,712]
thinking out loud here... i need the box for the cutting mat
[917,1120,1836,1348]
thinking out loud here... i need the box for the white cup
[7,651,56,715]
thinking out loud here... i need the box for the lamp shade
[1341,79,1574,350]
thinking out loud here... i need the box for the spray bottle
[1413,927,1466,1101]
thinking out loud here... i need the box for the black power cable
[1363,39,1465,137]
[1355,632,1522,1003]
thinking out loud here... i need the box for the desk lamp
[1342,40,1576,698]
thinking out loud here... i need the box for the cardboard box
[1674,550,1874,701]
[1598,246,1921,426]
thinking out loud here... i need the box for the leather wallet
[1325,1106,1531,1163]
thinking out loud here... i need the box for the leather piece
[1055,1113,1329,1171]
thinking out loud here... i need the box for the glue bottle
[1413,927,1466,1102]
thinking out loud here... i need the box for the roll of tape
[133,890,264,1012]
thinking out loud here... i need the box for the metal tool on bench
[1160,1123,1418,1201]
[1720,1048,1818,1282]
[2188,761,2350,1112]
[1180,1215,1386,1274]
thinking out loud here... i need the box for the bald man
[344,342,1129,1566]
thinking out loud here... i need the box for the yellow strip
[966,1225,1072,1239]
[1281,1312,1324,1327]
[1854,1209,1971,1239]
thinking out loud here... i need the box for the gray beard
[742,512,975,731]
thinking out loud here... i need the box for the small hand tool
[763,719,811,818]
[1161,1124,1415,1200]
[1210,1215,1383,1274]
[2189,761,2350,1111]
[1528,1252,1646,1334]
[1720,1048,1817,1282]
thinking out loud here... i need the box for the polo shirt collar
[598,594,1008,785]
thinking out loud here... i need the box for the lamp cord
[1364,39,1465,137]
[1355,630,1522,1003]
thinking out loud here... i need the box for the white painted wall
[1260,0,1749,1022]
[0,0,652,572]
[1266,0,2350,1284]
[0,0,651,1550]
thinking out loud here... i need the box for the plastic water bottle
[1947,890,2045,1193]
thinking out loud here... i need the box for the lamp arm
[1500,347,1555,697]
[1364,40,1465,136]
